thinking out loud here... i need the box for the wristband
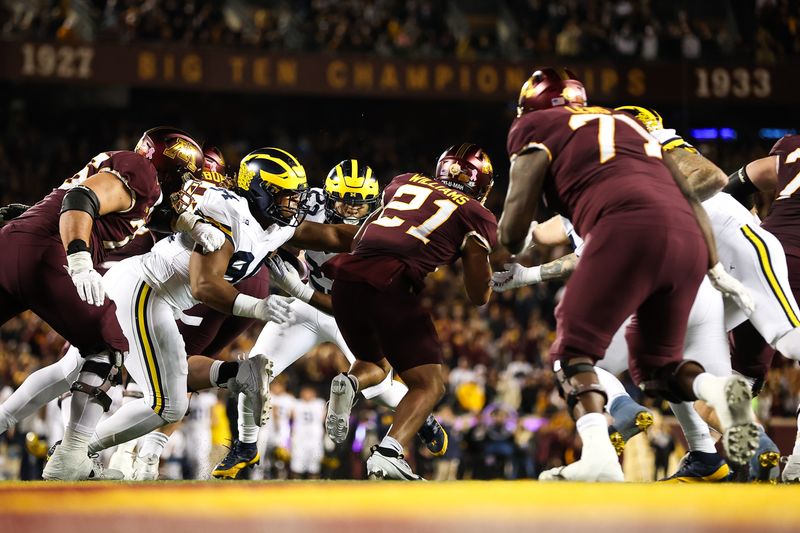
[294,282,314,303]
[525,266,543,284]
[66,239,91,255]
[232,293,262,318]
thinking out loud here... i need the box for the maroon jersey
[762,135,800,251]
[325,173,497,290]
[507,105,694,237]
[5,151,161,264]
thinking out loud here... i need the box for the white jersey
[702,191,760,230]
[560,216,585,257]
[303,188,338,294]
[267,393,294,449]
[290,397,326,445]
[136,181,296,310]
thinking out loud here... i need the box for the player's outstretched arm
[498,149,549,254]
[266,254,334,314]
[491,252,579,292]
[462,236,491,306]
[666,148,728,202]
[724,155,779,208]
[290,220,359,253]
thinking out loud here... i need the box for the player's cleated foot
[131,453,160,481]
[212,440,260,480]
[108,444,137,479]
[228,354,273,426]
[417,414,448,456]
[700,376,759,465]
[749,429,780,483]
[660,451,730,482]
[608,410,654,456]
[326,373,356,444]
[781,454,800,483]
[366,445,424,481]
[539,456,624,482]
[43,443,123,481]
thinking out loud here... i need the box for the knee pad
[639,360,704,403]
[554,361,608,418]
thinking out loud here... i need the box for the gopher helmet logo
[163,138,201,173]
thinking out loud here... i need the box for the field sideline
[1,480,799,532]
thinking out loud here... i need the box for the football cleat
[131,453,160,481]
[228,354,273,427]
[366,446,424,481]
[661,451,730,483]
[43,442,123,481]
[749,429,780,483]
[607,396,654,455]
[417,415,449,456]
[700,376,760,465]
[107,441,137,479]
[539,456,624,482]
[781,454,800,483]
[212,440,260,480]
[326,373,356,444]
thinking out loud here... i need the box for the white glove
[232,294,295,324]
[65,251,105,306]
[175,211,226,254]
[707,262,756,316]
[266,255,313,303]
[490,263,542,292]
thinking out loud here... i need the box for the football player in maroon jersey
[500,68,758,481]
[0,126,204,479]
[323,144,497,480]
[726,133,800,481]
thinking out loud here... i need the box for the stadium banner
[0,41,786,104]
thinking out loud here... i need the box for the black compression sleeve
[723,166,758,209]
[61,185,101,218]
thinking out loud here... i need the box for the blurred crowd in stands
[1,0,798,63]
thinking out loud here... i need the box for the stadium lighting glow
[759,128,798,139]
[690,128,718,140]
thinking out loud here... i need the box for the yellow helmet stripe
[351,159,358,181]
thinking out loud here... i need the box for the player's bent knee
[639,360,705,403]
[554,360,608,418]
[70,350,122,412]
[159,394,190,424]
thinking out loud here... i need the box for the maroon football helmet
[201,144,233,188]
[134,126,204,194]
[434,143,494,204]
[517,67,587,116]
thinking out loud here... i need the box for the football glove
[175,211,226,254]
[707,262,755,316]
[490,263,542,292]
[66,251,105,306]
[232,294,295,324]
[266,254,313,303]
[0,203,30,223]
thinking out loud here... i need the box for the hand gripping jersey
[6,151,162,263]
[302,188,337,294]
[325,173,497,290]
[762,134,800,251]
[135,180,295,310]
[507,105,694,237]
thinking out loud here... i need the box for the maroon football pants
[0,229,128,354]
[331,277,442,373]
[550,216,707,385]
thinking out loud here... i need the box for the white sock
[576,412,616,461]
[379,434,403,455]
[594,367,627,412]
[669,401,717,453]
[237,392,259,444]
[793,412,800,456]
[138,431,170,459]
[691,372,721,401]
[88,398,165,454]
[209,361,223,388]
[63,371,106,451]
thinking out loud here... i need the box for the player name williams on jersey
[134,180,295,310]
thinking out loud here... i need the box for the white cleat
[702,376,759,465]
[43,444,123,481]
[366,446,424,481]
[131,453,160,481]
[108,445,137,479]
[781,454,800,483]
[326,373,355,444]
[539,456,624,482]
[229,354,273,426]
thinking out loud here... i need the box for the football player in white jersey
[289,385,327,479]
[213,160,448,479]
[45,148,360,479]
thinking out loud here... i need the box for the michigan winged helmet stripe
[238,148,307,192]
